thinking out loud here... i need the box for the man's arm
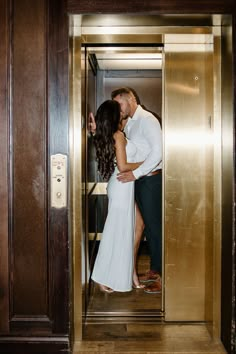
[133,117,162,179]
[117,116,162,183]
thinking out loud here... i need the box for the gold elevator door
[163,34,214,321]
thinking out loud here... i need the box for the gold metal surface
[82,34,164,44]
[88,183,107,195]
[81,27,212,36]
[70,30,83,340]
[164,35,214,321]
[210,27,221,338]
[89,232,102,241]
[219,16,234,336]
[72,14,219,41]
[80,14,217,27]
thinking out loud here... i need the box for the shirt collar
[130,105,142,121]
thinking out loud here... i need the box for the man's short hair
[126,87,141,104]
[111,87,140,104]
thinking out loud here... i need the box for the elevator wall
[101,70,162,118]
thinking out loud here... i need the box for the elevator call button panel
[51,154,67,208]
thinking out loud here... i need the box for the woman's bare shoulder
[113,130,126,142]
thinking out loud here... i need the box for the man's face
[113,94,131,120]
[119,116,128,131]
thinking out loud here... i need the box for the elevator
[84,43,163,318]
[69,14,233,343]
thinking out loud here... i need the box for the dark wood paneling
[0,0,10,334]
[48,0,69,334]
[0,338,69,354]
[0,0,70,343]
[67,0,234,14]
[232,16,236,354]
[11,0,48,320]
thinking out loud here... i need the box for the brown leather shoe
[139,270,161,283]
[144,281,162,294]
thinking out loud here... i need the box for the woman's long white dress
[91,139,137,292]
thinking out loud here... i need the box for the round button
[57,192,62,198]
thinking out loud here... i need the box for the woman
[91,100,144,292]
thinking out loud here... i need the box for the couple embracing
[89,87,162,294]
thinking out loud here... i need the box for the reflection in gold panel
[70,32,83,340]
[88,182,107,195]
[220,18,234,340]
[164,36,214,321]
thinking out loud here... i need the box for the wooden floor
[77,250,226,353]
[87,282,162,315]
[73,323,226,353]
[88,253,161,316]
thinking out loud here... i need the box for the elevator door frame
[81,37,216,323]
[70,17,227,342]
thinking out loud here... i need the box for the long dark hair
[94,100,120,180]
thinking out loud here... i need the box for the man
[111,87,162,294]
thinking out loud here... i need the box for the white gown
[91,139,137,292]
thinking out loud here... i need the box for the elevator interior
[70,14,233,341]
[85,44,163,318]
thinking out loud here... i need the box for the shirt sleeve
[133,116,162,179]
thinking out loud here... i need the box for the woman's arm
[113,131,143,172]
[88,112,96,135]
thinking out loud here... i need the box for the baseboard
[0,336,70,354]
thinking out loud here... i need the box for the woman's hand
[88,112,96,134]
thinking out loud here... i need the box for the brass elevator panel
[164,35,214,321]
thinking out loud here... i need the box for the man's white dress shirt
[124,105,162,179]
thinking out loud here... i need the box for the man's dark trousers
[135,173,162,274]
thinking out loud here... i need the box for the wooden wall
[0,0,69,353]
[0,0,10,335]
[0,0,235,353]
[67,0,234,13]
